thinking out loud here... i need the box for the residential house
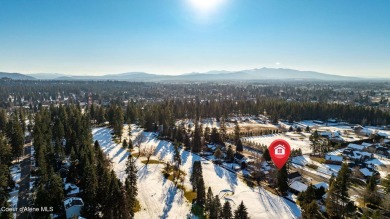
[324,155,343,165]
[347,143,367,151]
[64,197,84,219]
[287,172,302,183]
[289,181,308,194]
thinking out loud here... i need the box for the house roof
[287,172,302,179]
[314,182,329,190]
[360,168,373,177]
[325,155,343,162]
[65,183,80,195]
[234,153,245,160]
[289,181,308,192]
[361,142,373,147]
[348,143,365,151]
[64,197,84,210]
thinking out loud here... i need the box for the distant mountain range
[0,72,35,80]
[0,68,375,82]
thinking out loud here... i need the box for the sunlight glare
[187,0,226,14]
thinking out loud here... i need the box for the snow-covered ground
[8,163,21,219]
[93,125,301,219]
[243,133,312,154]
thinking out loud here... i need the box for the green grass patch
[141,159,165,165]
[131,153,139,157]
[163,169,195,202]
[310,156,325,164]
[306,163,318,170]
[184,191,197,202]
[133,200,141,213]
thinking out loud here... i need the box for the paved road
[17,144,32,219]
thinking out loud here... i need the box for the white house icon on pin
[274,144,285,156]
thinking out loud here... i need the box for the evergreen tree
[190,161,203,191]
[236,139,243,153]
[8,118,24,161]
[263,148,271,161]
[0,109,7,133]
[382,174,390,194]
[112,106,124,141]
[123,139,128,148]
[205,187,213,212]
[34,185,51,218]
[48,174,64,212]
[82,160,98,217]
[326,163,352,218]
[364,176,381,205]
[226,145,234,162]
[192,121,202,153]
[221,201,233,219]
[0,201,13,219]
[209,195,222,219]
[128,139,133,150]
[214,148,223,160]
[303,200,320,219]
[196,176,206,207]
[234,122,240,145]
[125,155,138,217]
[277,164,289,195]
[234,201,249,219]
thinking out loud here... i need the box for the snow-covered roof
[65,183,80,195]
[325,155,343,162]
[347,143,365,151]
[360,151,372,157]
[378,132,389,137]
[360,168,373,177]
[289,181,308,192]
[314,182,329,190]
[64,197,84,210]
[361,142,373,147]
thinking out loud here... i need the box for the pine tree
[303,200,320,219]
[383,174,390,194]
[196,176,206,207]
[326,163,352,218]
[48,174,64,212]
[125,155,138,217]
[82,159,98,217]
[236,139,243,153]
[263,148,271,161]
[226,145,234,162]
[190,161,203,191]
[364,176,381,205]
[205,187,214,212]
[8,118,24,161]
[214,148,223,160]
[277,164,289,195]
[192,121,202,153]
[234,201,249,219]
[128,139,133,150]
[221,201,233,219]
[34,184,51,218]
[123,139,128,148]
[210,195,222,219]
[234,122,240,145]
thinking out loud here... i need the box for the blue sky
[0,0,389,77]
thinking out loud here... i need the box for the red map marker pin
[268,139,291,169]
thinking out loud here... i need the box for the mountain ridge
[0,68,377,81]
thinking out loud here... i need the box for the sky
[0,0,389,77]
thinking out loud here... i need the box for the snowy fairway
[93,125,300,219]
